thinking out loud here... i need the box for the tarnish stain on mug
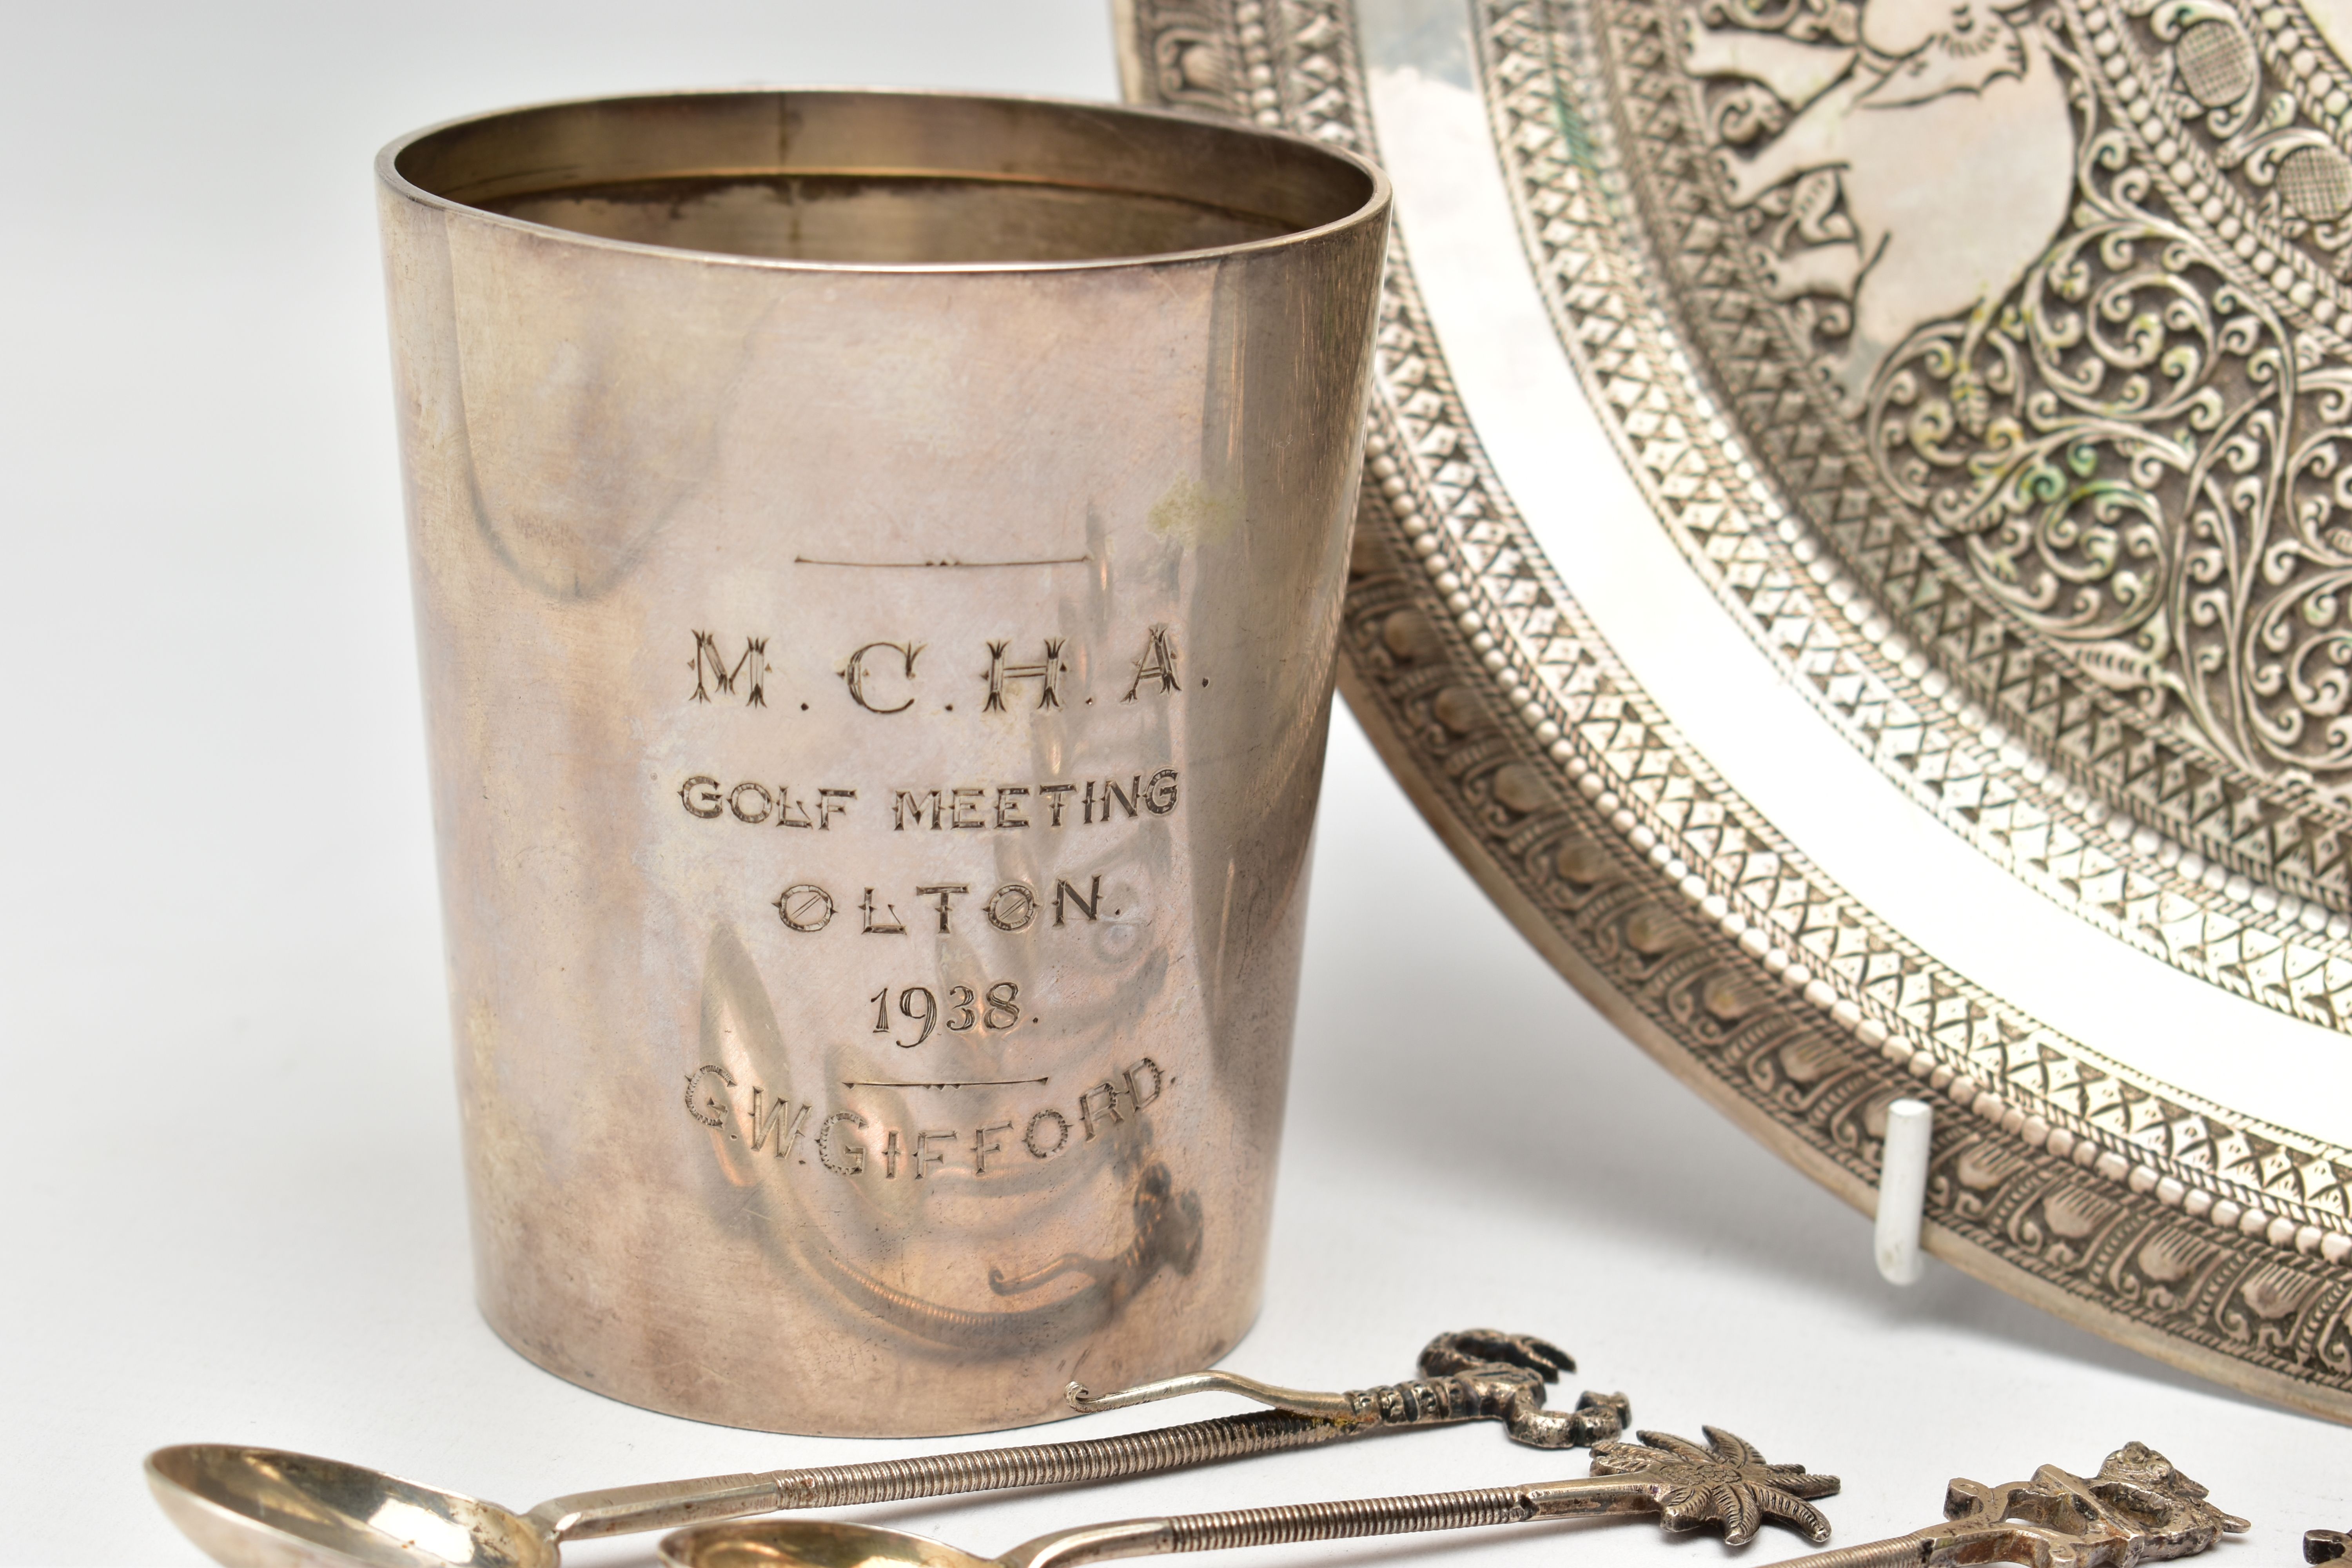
[1148,477,1243,548]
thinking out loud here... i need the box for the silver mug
[376,89,1389,1435]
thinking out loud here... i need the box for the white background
[1,4,2346,1564]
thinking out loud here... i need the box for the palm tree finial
[1585,1426,1840,1546]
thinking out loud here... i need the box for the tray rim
[1114,0,2352,1422]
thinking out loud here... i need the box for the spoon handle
[1003,1476,1656,1568]
[1065,1367,1628,1449]
[1778,1532,1942,1568]
[534,1410,1348,1541]
[1067,1372,1356,1421]
[768,1409,1351,1508]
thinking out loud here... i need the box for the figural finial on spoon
[1789,1443,2243,1568]
[1068,1327,1632,1449]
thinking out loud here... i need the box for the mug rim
[374,84,1392,275]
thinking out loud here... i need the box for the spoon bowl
[146,1445,554,1568]
[662,1520,993,1568]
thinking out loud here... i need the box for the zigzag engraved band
[1115,0,2352,1422]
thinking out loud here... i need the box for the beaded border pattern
[1120,0,2352,1417]
[1472,0,2352,1039]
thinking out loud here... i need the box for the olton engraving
[772,875,1112,934]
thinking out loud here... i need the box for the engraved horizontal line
[795,555,1090,570]
[841,1077,1051,1090]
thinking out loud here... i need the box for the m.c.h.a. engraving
[687,626,1190,715]
[689,631,769,706]
[983,638,1069,711]
[841,640,922,713]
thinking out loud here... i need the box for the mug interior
[389,90,1378,264]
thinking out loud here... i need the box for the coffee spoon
[657,1426,1838,1568]
[147,1328,1616,1568]
[1069,1328,1629,1450]
[1790,1442,2241,1568]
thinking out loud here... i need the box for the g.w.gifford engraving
[683,1057,1170,1181]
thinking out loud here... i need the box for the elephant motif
[1685,0,2078,412]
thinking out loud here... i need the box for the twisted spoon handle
[536,1410,1346,1540]
[1165,1487,1537,1549]
[769,1410,1347,1508]
[1004,1475,1658,1568]
[1779,1533,1936,1568]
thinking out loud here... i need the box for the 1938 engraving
[871,980,1022,1044]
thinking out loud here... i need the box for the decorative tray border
[1117,0,2352,1420]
